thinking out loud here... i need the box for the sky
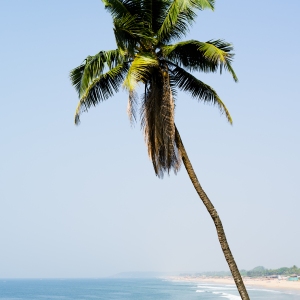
[0,0,299,278]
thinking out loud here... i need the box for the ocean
[0,278,299,300]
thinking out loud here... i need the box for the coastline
[165,275,300,294]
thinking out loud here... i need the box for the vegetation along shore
[166,266,300,293]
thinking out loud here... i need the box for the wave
[197,284,236,290]
[195,285,240,299]
[212,291,241,299]
[247,288,282,293]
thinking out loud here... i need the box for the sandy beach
[166,275,300,294]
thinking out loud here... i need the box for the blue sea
[0,278,299,300]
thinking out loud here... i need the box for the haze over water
[0,279,299,300]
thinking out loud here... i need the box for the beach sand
[166,275,300,293]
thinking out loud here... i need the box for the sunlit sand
[166,275,300,293]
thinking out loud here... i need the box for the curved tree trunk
[175,125,250,300]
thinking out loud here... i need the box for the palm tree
[70,0,249,298]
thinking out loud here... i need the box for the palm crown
[70,0,238,177]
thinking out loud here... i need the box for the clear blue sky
[1,0,299,278]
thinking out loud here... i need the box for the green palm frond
[170,65,232,123]
[102,0,130,18]
[157,0,214,43]
[123,53,159,91]
[157,0,195,42]
[195,0,215,10]
[198,40,238,81]
[74,63,129,124]
[121,0,144,16]
[143,0,170,32]
[70,62,86,96]
[70,49,126,99]
[113,14,140,53]
[162,39,238,81]
[102,0,152,22]
[113,13,154,55]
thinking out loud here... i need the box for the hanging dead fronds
[141,65,181,177]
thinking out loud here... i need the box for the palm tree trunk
[175,125,250,300]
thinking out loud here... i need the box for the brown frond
[127,90,138,125]
[141,66,181,177]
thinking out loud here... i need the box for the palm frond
[123,52,159,91]
[113,13,153,55]
[74,63,129,124]
[121,0,144,16]
[195,0,215,10]
[70,62,86,96]
[70,49,126,100]
[156,0,214,43]
[170,65,232,123]
[127,89,138,124]
[198,40,238,81]
[102,0,130,18]
[102,0,145,17]
[157,0,194,43]
[142,0,172,33]
[162,39,238,81]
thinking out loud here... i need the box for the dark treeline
[190,265,300,277]
[242,265,300,277]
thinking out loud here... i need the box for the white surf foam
[212,291,241,299]
[197,285,235,290]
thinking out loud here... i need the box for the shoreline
[165,276,300,294]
